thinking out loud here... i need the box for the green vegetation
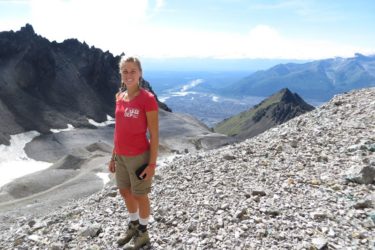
[214,90,285,136]
[214,109,256,136]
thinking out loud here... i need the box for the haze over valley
[145,52,375,127]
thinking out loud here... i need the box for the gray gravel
[0,87,374,250]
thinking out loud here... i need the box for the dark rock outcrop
[0,24,170,145]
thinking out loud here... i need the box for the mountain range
[0,24,236,159]
[0,24,314,151]
[4,23,370,155]
[221,53,375,101]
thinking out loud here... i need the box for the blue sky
[0,0,374,60]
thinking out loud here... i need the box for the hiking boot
[117,222,138,246]
[131,229,151,250]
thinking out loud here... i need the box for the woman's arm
[108,148,116,173]
[146,110,159,165]
[141,110,159,180]
[109,92,120,173]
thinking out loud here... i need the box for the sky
[0,0,375,60]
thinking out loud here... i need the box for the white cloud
[1,0,373,59]
[125,24,372,60]
[252,0,345,23]
[155,0,165,9]
[240,25,372,59]
[28,0,151,51]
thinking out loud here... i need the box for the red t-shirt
[114,88,158,156]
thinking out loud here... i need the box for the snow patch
[50,124,74,133]
[0,131,51,188]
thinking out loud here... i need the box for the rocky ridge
[0,87,374,249]
[0,24,170,145]
[214,88,315,140]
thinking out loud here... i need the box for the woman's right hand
[108,160,116,173]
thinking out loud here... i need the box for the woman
[108,56,159,249]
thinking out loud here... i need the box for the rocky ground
[0,87,374,249]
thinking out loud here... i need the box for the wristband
[148,163,157,168]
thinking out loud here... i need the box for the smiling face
[120,61,142,89]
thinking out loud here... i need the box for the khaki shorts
[115,151,152,195]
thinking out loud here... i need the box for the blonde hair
[119,56,142,74]
[117,56,143,98]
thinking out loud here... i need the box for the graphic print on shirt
[124,107,140,118]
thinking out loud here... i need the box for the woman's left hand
[140,165,155,181]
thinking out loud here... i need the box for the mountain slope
[159,109,234,153]
[21,110,232,165]
[214,88,314,139]
[0,24,170,145]
[224,53,375,100]
[1,87,374,249]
